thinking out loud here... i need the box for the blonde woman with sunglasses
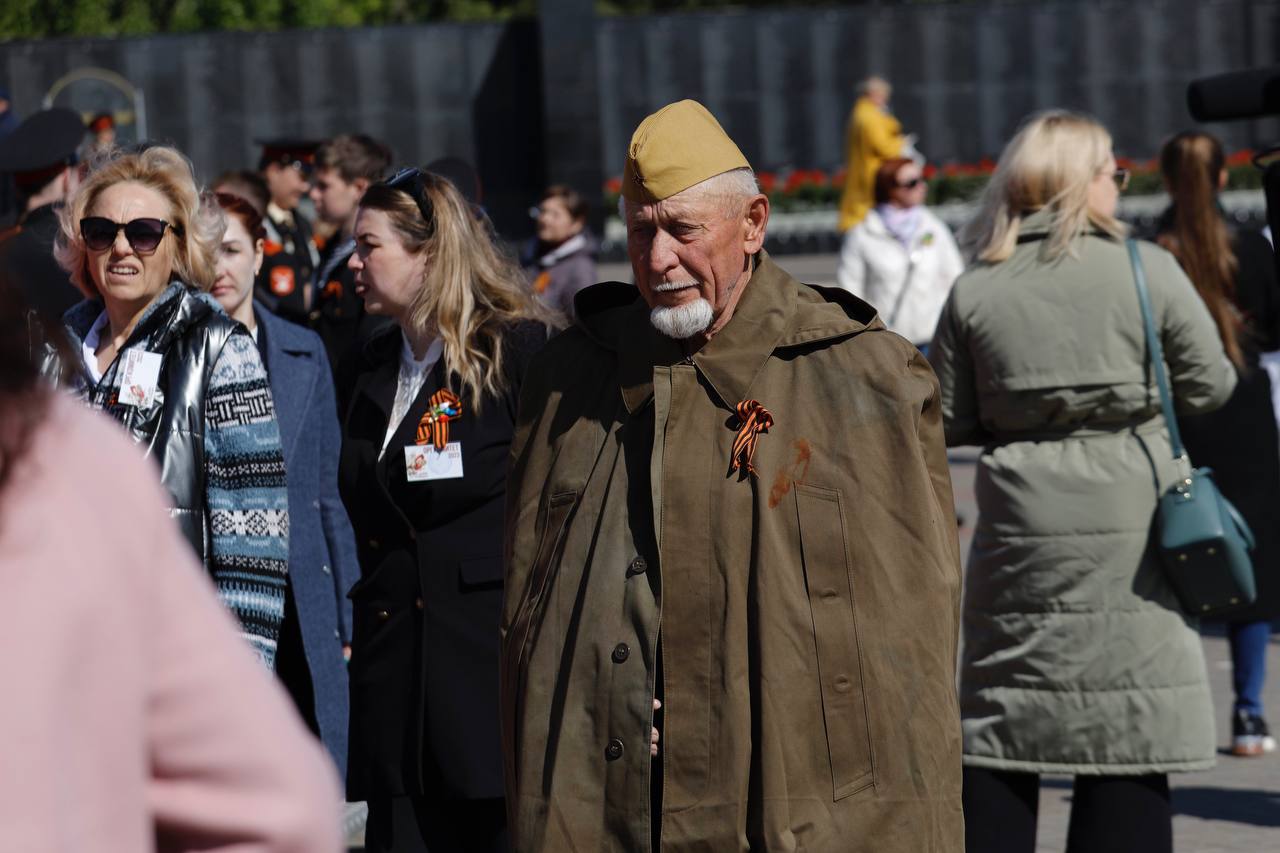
[44,145,291,670]
[338,167,556,852]
[929,111,1236,853]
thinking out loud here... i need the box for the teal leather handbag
[1128,239,1257,616]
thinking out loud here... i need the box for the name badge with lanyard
[405,389,464,482]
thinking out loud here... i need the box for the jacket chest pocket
[795,484,875,800]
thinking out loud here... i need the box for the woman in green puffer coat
[928,111,1237,853]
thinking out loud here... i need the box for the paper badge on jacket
[117,349,163,408]
[405,442,464,482]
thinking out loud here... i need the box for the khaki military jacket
[501,254,964,852]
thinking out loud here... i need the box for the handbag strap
[1126,238,1187,462]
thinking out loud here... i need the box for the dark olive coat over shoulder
[501,253,964,852]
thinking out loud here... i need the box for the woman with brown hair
[1157,130,1280,757]
[835,156,964,350]
[45,145,290,668]
[521,184,596,320]
[338,167,555,851]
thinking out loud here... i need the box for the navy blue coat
[256,305,360,776]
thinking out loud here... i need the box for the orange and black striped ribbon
[415,389,463,451]
[731,399,774,477]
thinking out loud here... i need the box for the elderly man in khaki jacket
[501,99,964,852]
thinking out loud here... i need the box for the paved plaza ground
[949,450,1280,852]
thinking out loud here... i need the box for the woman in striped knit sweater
[46,146,290,667]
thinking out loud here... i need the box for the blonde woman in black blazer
[338,167,555,853]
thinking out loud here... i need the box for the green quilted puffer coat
[928,217,1237,774]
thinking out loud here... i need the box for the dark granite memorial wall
[1,0,1276,236]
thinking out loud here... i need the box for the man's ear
[742,194,769,254]
[354,177,371,197]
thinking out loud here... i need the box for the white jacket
[835,207,965,346]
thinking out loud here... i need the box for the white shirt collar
[80,310,112,384]
[538,232,587,268]
[381,333,445,455]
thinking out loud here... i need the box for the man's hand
[651,698,662,757]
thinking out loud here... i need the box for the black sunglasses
[384,167,438,235]
[80,217,179,254]
[896,177,925,189]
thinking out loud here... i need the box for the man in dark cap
[256,139,321,326]
[87,112,116,157]
[0,108,85,330]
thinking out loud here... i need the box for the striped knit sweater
[63,285,290,667]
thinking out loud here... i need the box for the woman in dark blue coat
[212,191,360,776]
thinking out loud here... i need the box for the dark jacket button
[368,538,381,550]
[415,597,424,610]
[627,556,647,576]
[376,609,390,621]
[611,643,630,664]
[605,738,624,761]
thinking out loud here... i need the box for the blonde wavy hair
[960,110,1126,264]
[360,170,558,410]
[55,145,224,298]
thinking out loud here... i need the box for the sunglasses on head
[384,167,437,235]
[80,217,179,254]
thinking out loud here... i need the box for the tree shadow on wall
[472,18,545,242]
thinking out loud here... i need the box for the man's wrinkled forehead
[623,192,709,229]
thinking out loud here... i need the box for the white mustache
[653,280,699,292]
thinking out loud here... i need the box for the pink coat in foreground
[0,395,343,853]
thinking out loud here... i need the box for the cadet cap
[88,113,115,133]
[256,138,319,173]
[621,99,751,204]
[0,108,85,178]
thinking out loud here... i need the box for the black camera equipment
[1188,66,1280,281]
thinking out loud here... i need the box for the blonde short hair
[858,76,891,100]
[960,110,1125,264]
[55,146,224,298]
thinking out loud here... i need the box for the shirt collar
[267,201,294,229]
[399,332,444,373]
[538,233,587,268]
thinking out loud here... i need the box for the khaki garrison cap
[621,99,752,203]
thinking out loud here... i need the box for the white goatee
[650,298,714,339]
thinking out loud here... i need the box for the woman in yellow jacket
[838,76,906,231]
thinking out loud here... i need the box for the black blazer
[339,320,549,801]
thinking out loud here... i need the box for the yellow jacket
[837,97,903,232]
